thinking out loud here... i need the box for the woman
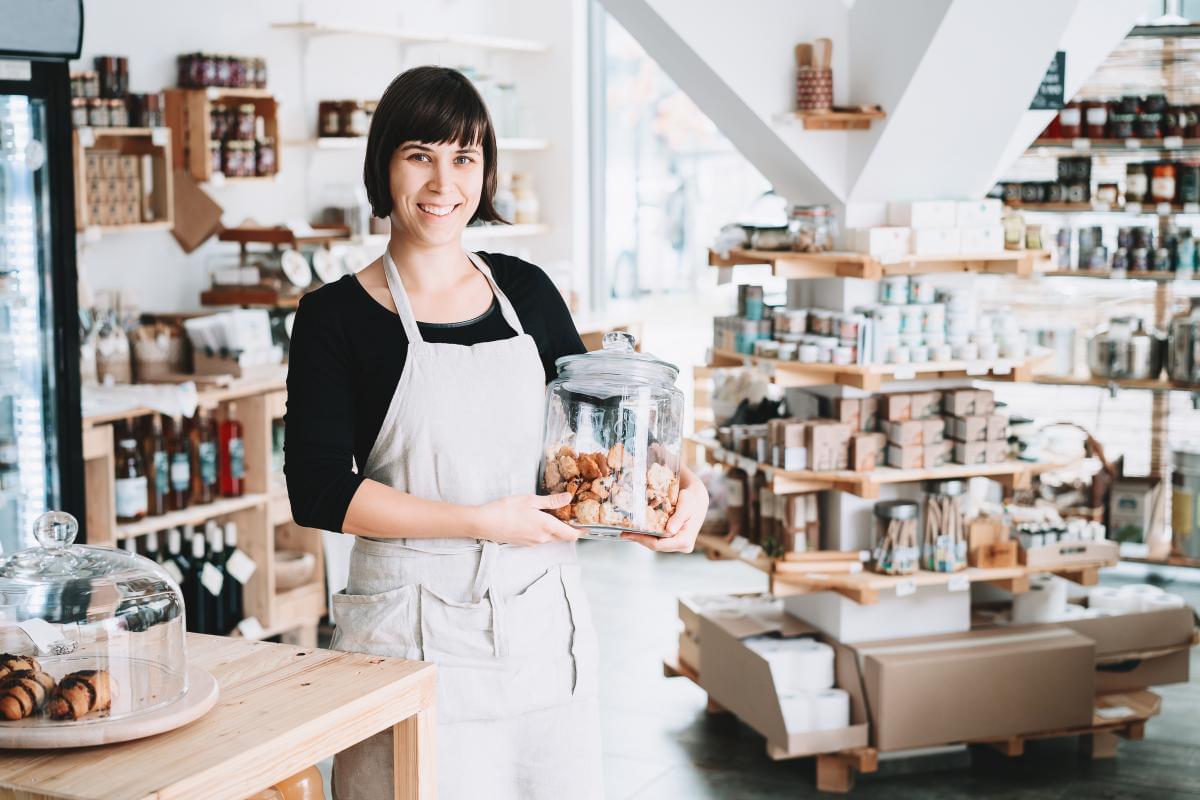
[285,66,709,799]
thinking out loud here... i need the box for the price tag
[895,579,917,597]
[201,562,225,597]
[966,361,989,376]
[1185,203,1200,215]
[893,366,916,381]
[992,360,1013,376]
[208,172,226,187]
[1157,202,1173,216]
[857,550,870,562]
[226,548,257,584]
[237,616,265,640]
[162,559,184,585]
[948,574,970,592]
[1164,135,1184,150]
[1125,202,1142,215]
[17,619,74,655]
[1071,138,1089,151]
[1117,542,1150,558]
[206,87,221,101]
[1125,138,1141,150]
[78,127,95,148]
[151,127,168,147]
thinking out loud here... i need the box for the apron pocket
[329,584,421,660]
[559,563,600,700]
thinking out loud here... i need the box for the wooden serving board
[0,667,218,749]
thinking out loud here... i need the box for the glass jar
[108,98,128,128]
[1057,101,1082,139]
[787,204,836,253]
[922,480,967,572]
[236,104,256,141]
[0,511,189,729]
[240,141,256,178]
[871,500,919,575]
[347,101,369,137]
[538,332,684,538]
[255,138,275,176]
[318,101,342,137]
[1126,163,1148,203]
[222,141,243,178]
[1085,102,1108,139]
[70,98,88,128]
[209,141,222,177]
[1152,163,1177,204]
[209,103,229,142]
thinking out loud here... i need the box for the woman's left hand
[621,466,709,553]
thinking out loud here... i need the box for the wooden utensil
[814,38,833,71]
[794,43,812,68]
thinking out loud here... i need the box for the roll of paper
[811,688,851,731]
[779,693,815,733]
[1144,593,1186,610]
[1012,574,1067,624]
[746,637,835,694]
[1054,603,1088,621]
[1118,583,1165,612]
[1088,586,1123,612]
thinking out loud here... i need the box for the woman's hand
[474,493,581,547]
[622,466,709,553]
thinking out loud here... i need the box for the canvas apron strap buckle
[469,540,507,658]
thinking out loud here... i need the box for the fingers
[546,518,581,541]
[532,492,573,510]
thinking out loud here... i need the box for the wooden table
[0,634,437,800]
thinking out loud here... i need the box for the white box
[955,199,1003,227]
[782,585,971,643]
[887,201,957,229]
[911,227,961,256]
[959,225,1004,253]
[852,226,911,258]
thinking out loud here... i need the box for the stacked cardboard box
[83,150,148,227]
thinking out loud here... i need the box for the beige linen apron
[329,249,603,800]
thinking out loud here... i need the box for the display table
[0,634,437,800]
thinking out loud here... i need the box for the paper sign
[201,562,225,597]
[895,579,917,597]
[966,362,989,376]
[948,575,970,592]
[1096,706,1133,720]
[18,619,75,655]
[163,560,184,585]
[237,617,265,640]
[226,548,257,584]
[151,127,168,147]
[78,127,95,148]
[992,360,1013,376]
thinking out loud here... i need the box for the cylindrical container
[931,343,953,361]
[880,276,909,305]
[872,500,919,575]
[1172,447,1200,558]
[1152,163,1177,204]
[832,346,853,366]
[798,344,818,363]
[889,346,911,365]
[922,480,967,572]
[1126,164,1148,203]
[778,342,798,362]
[809,309,833,336]
[538,332,684,537]
[1086,103,1108,139]
[911,345,930,363]
[795,67,833,112]
[1058,101,1082,138]
[909,277,936,305]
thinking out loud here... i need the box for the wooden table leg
[1082,730,1120,759]
[815,753,854,793]
[394,706,437,800]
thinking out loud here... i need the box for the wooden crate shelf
[1031,136,1200,152]
[72,126,174,232]
[794,108,886,130]
[708,348,1048,392]
[114,493,269,540]
[1041,269,1193,282]
[709,248,1049,280]
[164,88,280,182]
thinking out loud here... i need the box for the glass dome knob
[602,331,637,353]
[33,511,78,550]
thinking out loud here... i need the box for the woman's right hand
[474,493,581,546]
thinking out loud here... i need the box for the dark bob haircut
[363,66,504,224]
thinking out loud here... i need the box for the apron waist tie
[471,540,506,658]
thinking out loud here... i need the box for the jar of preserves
[1187,106,1200,138]
[538,331,684,538]
[1085,101,1108,139]
[255,138,276,176]
[240,140,256,177]
[787,204,836,252]
[236,104,256,141]
[209,103,229,142]
[1126,163,1148,203]
[109,98,129,128]
[222,141,243,178]
[1180,163,1200,204]
[229,56,246,89]
[347,101,369,137]
[1136,110,1163,139]
[318,101,342,137]
[1165,106,1186,137]
[1109,110,1135,139]
[1152,163,1177,203]
[70,98,88,128]
[215,54,232,88]
[364,100,377,130]
[87,98,109,128]
[254,57,267,89]
[1057,101,1082,138]
[209,141,222,177]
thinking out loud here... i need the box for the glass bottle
[164,414,192,511]
[224,521,244,625]
[205,521,229,636]
[185,531,209,635]
[219,403,245,498]
[143,530,162,565]
[165,526,188,586]
[144,414,168,517]
[191,407,219,505]
[115,430,149,523]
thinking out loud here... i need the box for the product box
[967,516,1017,567]
[985,440,1008,464]
[942,389,977,417]
[974,389,996,415]
[884,420,924,447]
[922,418,945,444]
[784,585,970,644]
[925,440,954,468]
[986,414,1008,442]
[850,432,879,472]
[679,592,777,640]
[679,631,701,673]
[698,606,869,757]
[855,626,1095,750]
[945,415,988,443]
[1109,477,1163,544]
[909,392,940,420]
[911,227,962,257]
[853,226,912,258]
[118,154,140,178]
[959,225,1004,252]
[954,440,987,465]
[887,201,957,230]
[832,398,862,431]
[888,443,923,469]
[860,396,880,431]
[955,199,1003,228]
[808,421,852,472]
[881,393,911,422]
[99,151,120,178]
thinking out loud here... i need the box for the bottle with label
[512,172,540,225]
[185,531,210,635]
[223,521,245,625]
[144,414,169,517]
[191,407,219,505]
[219,403,245,497]
[164,415,192,511]
[724,467,748,541]
[205,521,230,635]
[164,527,189,586]
[115,431,149,523]
[143,530,162,565]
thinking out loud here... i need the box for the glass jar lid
[555,331,679,386]
[874,500,918,521]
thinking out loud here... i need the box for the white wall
[75,0,588,312]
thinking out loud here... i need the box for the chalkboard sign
[1030,51,1066,110]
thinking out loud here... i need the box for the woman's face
[388,139,484,246]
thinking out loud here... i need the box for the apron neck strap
[466,251,526,336]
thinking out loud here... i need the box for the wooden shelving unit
[709,248,1050,280]
[1030,136,1200,153]
[708,347,1048,391]
[269,20,550,53]
[1041,268,1193,282]
[163,88,280,183]
[1009,201,1200,216]
[1033,373,1199,393]
[72,127,175,232]
[793,108,886,130]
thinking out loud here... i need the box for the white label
[1125,138,1141,150]
[1156,201,1173,216]
[1096,705,1134,720]
[992,360,1013,376]
[879,252,902,265]
[163,559,184,585]
[1071,137,1089,151]
[1165,136,1183,150]
[151,127,168,146]
[0,61,32,81]
[966,362,989,376]
[115,476,148,518]
[1185,203,1200,215]
[895,579,917,597]
[1125,202,1142,215]
[17,618,73,655]
[738,456,758,473]
[893,366,916,381]
[78,127,96,148]
[237,616,265,640]
[208,171,226,187]
[226,548,257,584]
[948,575,970,592]
[201,562,225,597]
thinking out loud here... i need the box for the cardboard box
[887,201,957,229]
[698,607,869,757]
[678,592,778,639]
[968,516,1017,567]
[171,169,224,253]
[99,151,120,178]
[912,227,962,256]
[986,414,1007,442]
[946,415,987,443]
[942,389,976,417]
[954,441,987,465]
[925,440,953,468]
[888,443,923,469]
[855,626,1095,750]
[118,154,140,178]
[922,418,945,444]
[850,432,879,472]
[956,199,1003,228]
[1109,477,1162,544]
[985,440,1008,464]
[853,226,912,258]
[679,631,701,673]
[860,396,880,431]
[881,393,911,422]
[868,432,887,466]
[808,421,851,472]
[884,419,925,447]
[784,586,970,644]
[974,390,996,415]
[910,392,941,420]
[832,398,861,431]
[959,225,1004,252]
[1019,539,1118,569]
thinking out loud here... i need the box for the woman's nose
[426,159,454,192]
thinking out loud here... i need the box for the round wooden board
[0,666,219,749]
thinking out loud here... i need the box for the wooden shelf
[1030,137,1200,153]
[793,108,885,130]
[164,88,280,183]
[1033,374,1198,393]
[689,434,1068,499]
[1121,553,1200,568]
[1041,269,1192,282]
[1009,201,1200,216]
[709,348,1048,392]
[270,20,549,53]
[709,248,1049,280]
[115,493,269,539]
[73,127,174,231]
[197,87,275,99]
[285,136,549,151]
[83,374,287,428]
[200,285,303,309]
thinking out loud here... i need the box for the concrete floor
[317,542,1200,798]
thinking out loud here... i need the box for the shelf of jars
[708,248,1050,280]
[163,88,279,183]
[269,20,550,53]
[114,492,269,539]
[1007,201,1200,216]
[1030,137,1200,153]
[72,126,174,232]
[708,348,1049,392]
[1032,373,1200,393]
[1040,268,1195,281]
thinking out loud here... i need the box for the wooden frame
[72,127,175,232]
[164,88,280,183]
[709,248,1050,280]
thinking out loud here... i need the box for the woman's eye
[455,156,473,165]
[409,153,430,162]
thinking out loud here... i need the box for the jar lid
[874,500,918,521]
[923,479,966,497]
[555,331,679,385]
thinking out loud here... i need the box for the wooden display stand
[72,127,175,232]
[164,87,280,183]
[81,378,325,645]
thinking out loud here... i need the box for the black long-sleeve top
[283,252,585,532]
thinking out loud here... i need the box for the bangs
[396,80,489,150]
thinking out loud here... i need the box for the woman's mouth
[417,203,459,218]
